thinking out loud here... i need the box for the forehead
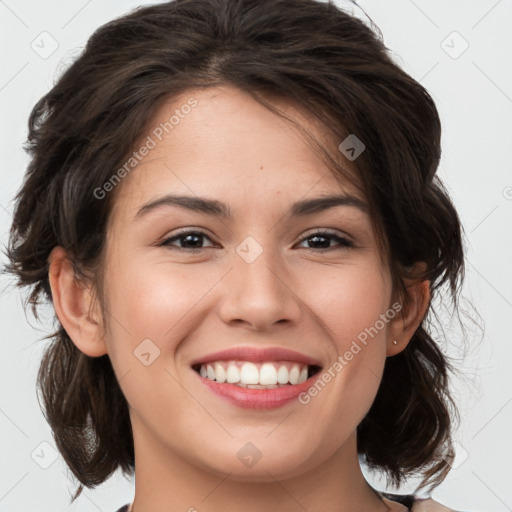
[109,84,364,223]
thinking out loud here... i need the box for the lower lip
[194,370,321,409]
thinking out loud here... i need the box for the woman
[5,0,465,510]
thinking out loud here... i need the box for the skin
[48,84,430,512]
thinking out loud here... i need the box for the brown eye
[160,230,216,251]
[297,230,354,250]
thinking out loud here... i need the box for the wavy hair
[4,0,464,500]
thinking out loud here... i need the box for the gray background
[1,1,511,511]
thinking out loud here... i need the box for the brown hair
[4,0,464,500]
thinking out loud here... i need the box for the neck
[129,418,390,512]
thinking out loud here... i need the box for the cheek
[305,260,392,348]
[101,257,209,421]
[102,256,220,359]
[298,262,391,418]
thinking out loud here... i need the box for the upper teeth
[198,361,309,386]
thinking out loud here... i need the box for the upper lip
[190,346,323,367]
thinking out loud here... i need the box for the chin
[192,439,321,482]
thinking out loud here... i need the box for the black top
[382,492,416,508]
[115,493,417,511]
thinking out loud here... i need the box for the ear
[386,262,430,357]
[48,246,107,357]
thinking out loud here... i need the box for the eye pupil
[308,235,330,248]
[182,233,202,248]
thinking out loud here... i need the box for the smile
[192,360,322,388]
[191,352,323,409]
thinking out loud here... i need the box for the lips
[189,346,324,409]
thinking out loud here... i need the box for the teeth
[214,362,227,383]
[226,364,240,384]
[197,360,313,386]
[277,365,289,384]
[240,362,260,384]
[260,363,278,385]
[289,364,300,385]
[240,383,280,389]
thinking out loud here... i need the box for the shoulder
[411,498,460,511]
[382,493,461,512]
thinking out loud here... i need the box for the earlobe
[387,268,430,357]
[48,246,107,357]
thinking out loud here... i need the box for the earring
[392,340,398,345]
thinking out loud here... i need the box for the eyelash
[158,228,354,252]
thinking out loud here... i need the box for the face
[97,84,398,481]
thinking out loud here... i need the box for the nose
[217,245,302,331]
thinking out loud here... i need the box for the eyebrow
[134,193,368,220]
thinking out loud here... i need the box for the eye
[296,230,354,250]
[159,229,216,251]
[158,228,354,252]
